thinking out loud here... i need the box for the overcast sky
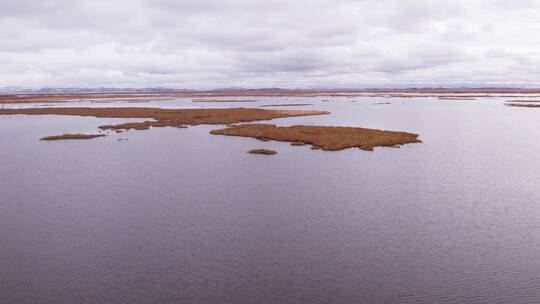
[1,0,539,88]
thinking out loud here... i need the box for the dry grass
[0,107,329,131]
[248,149,277,155]
[191,99,258,102]
[40,134,106,141]
[438,97,476,101]
[3,89,540,104]
[211,124,421,151]
[506,103,540,108]
[260,103,313,107]
[1,107,423,152]
[506,100,540,103]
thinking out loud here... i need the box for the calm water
[1,96,540,303]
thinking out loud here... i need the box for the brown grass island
[0,107,421,152]
[2,88,540,104]
[211,124,421,151]
[248,149,277,155]
[0,107,329,131]
[506,103,540,108]
[40,133,106,141]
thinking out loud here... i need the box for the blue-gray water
[1,96,540,303]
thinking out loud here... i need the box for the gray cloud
[1,0,539,88]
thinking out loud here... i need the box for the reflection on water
[1,96,540,304]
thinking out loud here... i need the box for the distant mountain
[1,84,539,94]
[209,87,246,92]
[0,86,29,93]
[0,87,193,94]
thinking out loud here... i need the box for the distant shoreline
[2,88,540,104]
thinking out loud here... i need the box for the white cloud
[1,0,539,88]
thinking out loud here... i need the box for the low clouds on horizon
[1,0,540,88]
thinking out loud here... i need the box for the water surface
[1,96,540,303]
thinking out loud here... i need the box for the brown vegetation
[3,88,540,104]
[191,99,258,102]
[0,93,169,104]
[438,97,476,101]
[210,124,421,151]
[506,100,540,103]
[1,106,425,152]
[248,149,277,155]
[0,107,329,131]
[506,103,540,108]
[260,103,313,107]
[40,134,106,141]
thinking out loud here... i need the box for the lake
[1,95,539,303]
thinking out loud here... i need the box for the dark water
[1,97,540,303]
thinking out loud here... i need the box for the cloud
[1,0,539,88]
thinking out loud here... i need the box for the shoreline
[3,88,540,104]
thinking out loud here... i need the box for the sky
[1,0,540,89]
